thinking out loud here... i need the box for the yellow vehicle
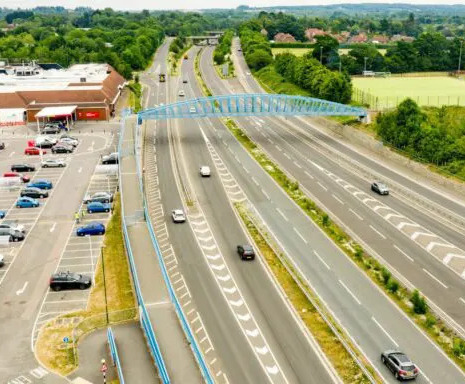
[159,73,166,82]
[184,54,188,60]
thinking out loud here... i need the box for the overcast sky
[1,0,462,11]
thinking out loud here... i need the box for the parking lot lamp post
[101,245,109,325]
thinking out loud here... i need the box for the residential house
[274,33,296,43]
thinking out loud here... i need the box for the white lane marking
[331,194,344,205]
[255,345,269,355]
[9,151,15,157]
[384,213,404,220]
[338,280,361,305]
[49,222,57,233]
[16,281,29,296]
[304,171,314,179]
[252,177,259,186]
[372,317,399,347]
[459,297,465,305]
[275,145,282,152]
[317,181,327,191]
[276,208,288,222]
[349,209,363,221]
[313,250,330,270]
[261,189,270,200]
[396,221,420,230]
[369,225,386,240]
[246,329,260,337]
[283,153,291,160]
[78,167,82,173]
[422,268,448,289]
[293,161,302,169]
[393,245,414,262]
[266,366,279,375]
[237,313,251,321]
[293,227,308,244]
[411,231,435,241]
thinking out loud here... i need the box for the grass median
[35,194,137,376]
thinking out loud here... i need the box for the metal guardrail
[118,110,171,384]
[107,327,125,384]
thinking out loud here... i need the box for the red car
[3,172,30,183]
[25,147,46,155]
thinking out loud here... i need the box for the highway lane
[176,47,338,383]
[203,45,465,333]
[196,46,465,383]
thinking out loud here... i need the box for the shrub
[381,267,391,285]
[322,214,330,227]
[387,280,399,294]
[425,314,436,328]
[410,290,428,315]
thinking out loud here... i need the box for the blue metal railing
[107,327,125,384]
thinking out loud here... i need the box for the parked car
[0,228,25,242]
[237,244,255,260]
[371,182,389,195]
[0,211,5,219]
[101,152,118,165]
[87,202,111,213]
[25,147,46,155]
[35,140,55,149]
[16,196,39,208]
[60,133,78,141]
[0,254,4,267]
[58,137,78,147]
[3,172,30,183]
[200,166,211,177]
[77,222,106,236]
[27,179,53,190]
[41,126,60,135]
[51,144,73,154]
[183,79,188,83]
[381,350,419,381]
[83,192,113,204]
[171,209,186,223]
[0,221,25,233]
[178,90,185,97]
[49,271,92,291]
[11,164,35,172]
[20,187,49,199]
[41,158,66,168]
[0,142,5,150]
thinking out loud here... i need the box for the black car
[11,164,35,172]
[0,142,4,150]
[0,228,25,242]
[381,350,419,381]
[35,141,55,149]
[41,126,60,135]
[237,244,255,260]
[49,271,92,291]
[101,152,118,165]
[51,144,73,154]
[20,187,49,199]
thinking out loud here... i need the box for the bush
[387,280,399,294]
[322,214,330,227]
[410,290,428,315]
[425,314,437,328]
[381,267,391,285]
[453,338,465,357]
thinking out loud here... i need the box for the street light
[320,46,323,64]
[458,39,463,73]
[364,56,368,73]
[101,244,109,325]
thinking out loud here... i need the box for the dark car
[11,164,35,172]
[87,202,111,213]
[0,228,25,242]
[77,222,105,236]
[0,211,5,219]
[60,133,78,140]
[371,182,389,195]
[49,271,92,291]
[27,179,53,190]
[51,144,73,154]
[83,192,113,204]
[237,244,255,260]
[20,187,49,199]
[35,141,55,149]
[381,350,419,381]
[41,126,60,135]
[101,152,118,165]
[0,142,5,150]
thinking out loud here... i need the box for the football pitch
[352,76,465,109]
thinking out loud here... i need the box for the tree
[246,49,273,71]
[311,34,339,66]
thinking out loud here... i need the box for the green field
[271,48,387,57]
[352,76,465,109]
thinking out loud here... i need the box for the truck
[159,73,166,82]
[184,54,188,60]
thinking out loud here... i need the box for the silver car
[41,158,66,168]
[171,209,186,223]
[371,181,389,195]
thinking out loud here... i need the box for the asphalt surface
[196,44,465,383]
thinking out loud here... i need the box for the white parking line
[349,209,363,221]
[275,207,288,222]
[459,297,465,305]
[338,280,361,305]
[372,316,399,347]
[422,268,448,289]
[283,153,291,160]
[293,227,308,244]
[393,245,414,262]
[313,250,330,270]
[369,225,386,240]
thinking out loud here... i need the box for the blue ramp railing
[107,327,125,384]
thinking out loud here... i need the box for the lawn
[271,47,387,57]
[352,76,465,109]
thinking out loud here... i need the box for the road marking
[252,177,259,186]
[283,152,291,160]
[426,241,455,252]
[339,280,361,305]
[372,316,398,347]
[9,151,15,157]
[275,145,282,152]
[349,209,363,221]
[411,231,435,241]
[317,181,327,191]
[16,281,28,296]
[393,245,414,262]
[423,268,448,289]
[369,225,386,240]
[313,250,330,270]
[276,208,288,222]
[396,221,420,230]
[49,222,57,233]
[331,194,344,204]
[459,297,465,305]
[304,171,314,179]
[78,167,82,173]
[293,161,302,169]
[293,227,308,244]
[261,189,270,200]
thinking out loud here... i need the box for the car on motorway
[101,152,118,165]
[0,221,25,233]
[25,147,46,155]
[0,255,4,267]
[11,164,35,172]
[41,125,60,135]
[178,90,185,97]
[58,137,78,147]
[27,179,53,190]
[16,196,39,208]
[245,71,251,76]
[49,271,92,291]
[87,202,111,213]
[189,106,196,114]
[0,211,5,219]
[200,166,211,177]
[371,181,389,195]
[77,222,106,236]
[51,144,73,154]
[3,172,30,183]
[20,187,49,199]
[83,191,113,204]
[183,79,188,83]
[381,350,419,381]
[171,209,186,223]
[237,244,255,260]
[0,228,25,242]
[41,158,66,168]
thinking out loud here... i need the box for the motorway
[195,44,465,383]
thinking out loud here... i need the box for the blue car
[16,196,39,208]
[27,179,53,190]
[0,210,5,219]
[87,202,111,213]
[77,222,105,236]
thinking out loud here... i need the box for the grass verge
[35,194,137,376]
[214,59,235,79]
[127,81,142,113]
[235,202,378,383]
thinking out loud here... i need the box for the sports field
[271,48,387,57]
[352,76,465,109]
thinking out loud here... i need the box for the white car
[0,254,3,267]
[0,221,25,233]
[189,106,196,114]
[42,158,66,168]
[245,71,251,76]
[200,166,211,177]
[58,137,78,147]
[171,209,186,223]
[178,90,185,97]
